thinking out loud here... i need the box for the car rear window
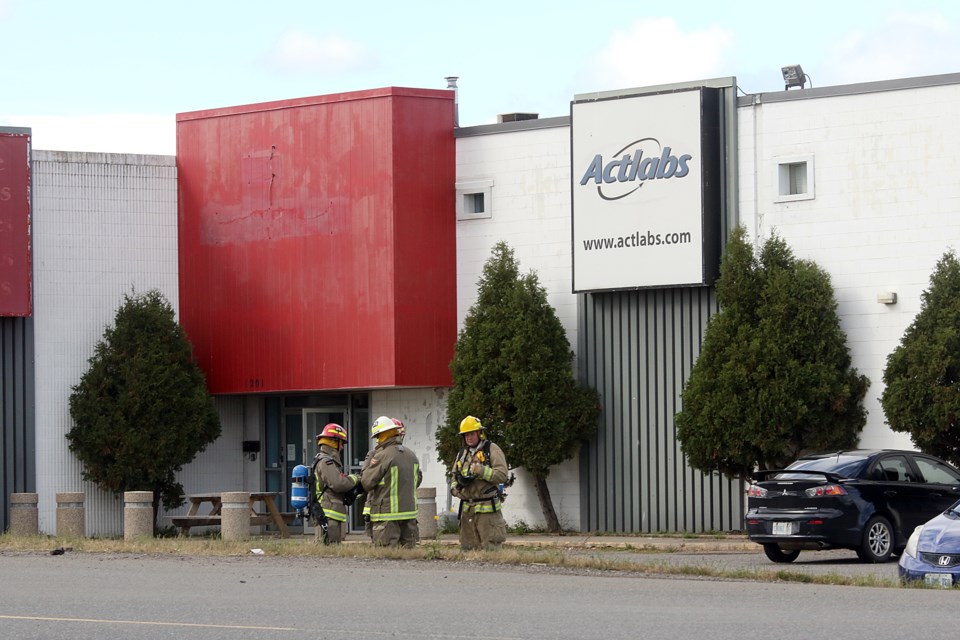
[781,455,868,478]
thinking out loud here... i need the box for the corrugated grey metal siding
[578,287,744,533]
[1,316,35,533]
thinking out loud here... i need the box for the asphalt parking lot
[589,547,903,580]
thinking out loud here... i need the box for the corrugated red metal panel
[0,132,32,317]
[392,97,457,386]
[177,88,456,394]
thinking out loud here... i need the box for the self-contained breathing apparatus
[290,463,330,543]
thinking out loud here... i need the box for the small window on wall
[774,154,815,203]
[456,179,493,220]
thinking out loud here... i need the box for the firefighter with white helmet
[359,417,408,541]
[311,423,360,544]
[360,415,423,547]
[451,415,509,550]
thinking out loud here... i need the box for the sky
[3,0,960,155]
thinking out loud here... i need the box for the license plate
[924,573,954,588]
[772,521,794,535]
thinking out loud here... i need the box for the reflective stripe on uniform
[463,500,502,514]
[390,466,399,514]
[412,463,419,507]
[324,508,348,522]
[370,510,419,522]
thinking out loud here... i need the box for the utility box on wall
[176,87,457,394]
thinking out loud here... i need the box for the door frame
[273,393,370,534]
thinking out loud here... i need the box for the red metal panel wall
[391,98,457,386]
[0,132,32,317]
[177,88,455,394]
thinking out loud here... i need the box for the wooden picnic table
[170,491,295,537]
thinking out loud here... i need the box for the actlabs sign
[0,130,32,316]
[571,87,721,292]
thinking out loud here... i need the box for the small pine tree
[437,242,599,532]
[67,289,221,528]
[882,250,960,465]
[676,227,869,478]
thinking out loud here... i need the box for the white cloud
[266,29,376,74]
[577,17,734,93]
[0,114,175,155]
[824,12,960,85]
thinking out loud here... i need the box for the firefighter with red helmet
[451,416,509,550]
[361,415,422,547]
[311,423,360,544]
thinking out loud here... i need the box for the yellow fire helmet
[371,415,398,439]
[459,415,484,434]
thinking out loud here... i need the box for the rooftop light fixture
[781,64,808,90]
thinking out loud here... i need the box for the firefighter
[311,423,360,544]
[360,417,406,541]
[451,416,509,550]
[360,415,422,547]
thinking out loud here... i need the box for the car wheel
[763,544,801,563]
[856,516,893,563]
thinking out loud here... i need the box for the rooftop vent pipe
[444,76,459,127]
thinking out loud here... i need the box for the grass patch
[0,533,903,589]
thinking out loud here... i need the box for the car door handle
[930,492,943,498]
[884,490,897,497]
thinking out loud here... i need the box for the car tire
[762,544,801,563]
[856,516,893,563]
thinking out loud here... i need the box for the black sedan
[745,449,960,563]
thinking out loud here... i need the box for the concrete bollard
[220,492,250,541]
[417,486,438,539]
[8,493,39,535]
[123,491,155,540]
[56,492,86,538]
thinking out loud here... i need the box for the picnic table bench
[169,492,296,537]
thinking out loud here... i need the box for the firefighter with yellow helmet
[451,416,509,550]
[311,423,361,544]
[360,415,422,547]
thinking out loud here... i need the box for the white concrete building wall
[737,80,960,449]
[455,122,582,529]
[32,151,180,535]
[167,396,250,499]
[456,123,577,342]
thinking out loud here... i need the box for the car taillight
[804,484,846,497]
[748,485,767,498]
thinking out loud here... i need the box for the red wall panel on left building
[177,87,456,394]
[0,131,32,317]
